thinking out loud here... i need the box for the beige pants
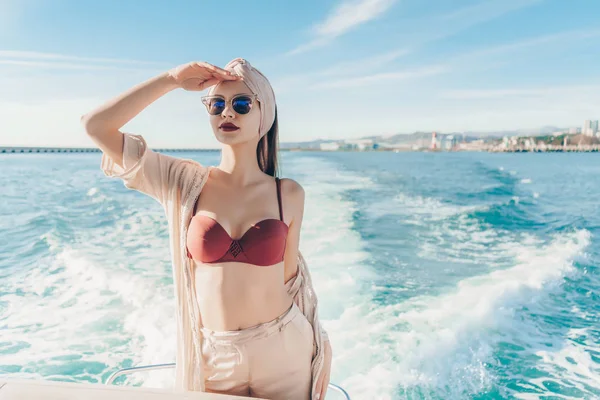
[200,302,315,400]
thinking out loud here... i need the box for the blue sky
[1,0,599,148]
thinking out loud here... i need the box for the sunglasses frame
[201,93,259,116]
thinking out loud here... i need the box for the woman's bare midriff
[193,259,294,331]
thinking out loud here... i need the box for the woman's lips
[219,123,239,132]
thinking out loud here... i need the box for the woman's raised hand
[168,61,240,91]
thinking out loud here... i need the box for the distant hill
[280,139,334,149]
[280,126,570,148]
[457,126,567,138]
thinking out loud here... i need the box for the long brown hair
[256,107,279,177]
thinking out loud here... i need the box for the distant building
[445,135,456,150]
[458,139,486,151]
[569,127,578,134]
[582,119,599,136]
[338,143,355,151]
[320,142,340,151]
[344,139,375,151]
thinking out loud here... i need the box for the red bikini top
[186,177,289,266]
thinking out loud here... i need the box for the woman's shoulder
[165,157,209,190]
[177,157,207,171]
[278,177,305,205]
[278,177,303,192]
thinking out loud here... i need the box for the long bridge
[0,147,220,154]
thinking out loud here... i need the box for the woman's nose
[221,104,235,118]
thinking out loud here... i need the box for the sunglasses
[201,94,258,116]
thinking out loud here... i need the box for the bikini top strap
[275,177,283,221]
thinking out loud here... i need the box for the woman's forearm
[81,71,179,134]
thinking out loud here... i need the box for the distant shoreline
[0,147,416,154]
[0,147,221,154]
[0,146,413,154]
[2,146,599,154]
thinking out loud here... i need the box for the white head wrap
[209,58,276,139]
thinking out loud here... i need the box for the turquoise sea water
[1,151,599,399]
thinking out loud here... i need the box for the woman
[81,58,332,400]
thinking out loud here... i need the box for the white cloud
[453,28,600,60]
[309,65,447,89]
[2,18,600,147]
[288,0,543,56]
[2,67,599,146]
[437,0,542,22]
[315,48,410,77]
[424,84,600,132]
[281,84,600,137]
[0,67,216,148]
[426,27,600,78]
[314,0,396,37]
[440,88,550,100]
[286,38,332,56]
[439,85,600,100]
[0,92,216,149]
[279,0,548,102]
[0,98,107,148]
[278,24,597,95]
[287,0,397,55]
[0,50,167,65]
[0,46,228,148]
[0,50,167,72]
[310,25,591,90]
[0,59,162,72]
[393,0,544,49]
[272,48,410,92]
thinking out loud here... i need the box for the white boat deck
[0,378,263,400]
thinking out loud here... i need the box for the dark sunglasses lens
[208,99,225,115]
[232,96,253,114]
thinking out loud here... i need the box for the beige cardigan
[100,133,328,396]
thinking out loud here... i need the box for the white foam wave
[282,155,378,397]
[39,230,62,252]
[339,229,590,398]
[369,193,487,224]
[372,191,513,268]
[528,328,600,398]
[2,212,177,388]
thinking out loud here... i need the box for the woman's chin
[214,133,255,146]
